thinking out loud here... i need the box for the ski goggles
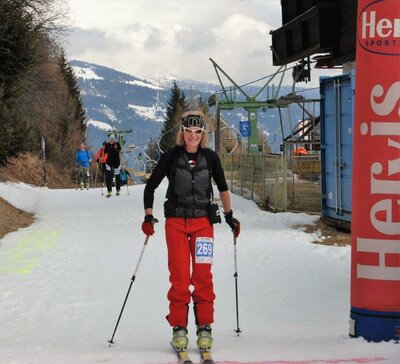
[182,126,204,135]
[182,114,204,128]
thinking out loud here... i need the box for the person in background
[96,142,108,187]
[141,110,240,353]
[75,142,92,190]
[294,146,308,156]
[120,165,131,186]
[103,135,122,197]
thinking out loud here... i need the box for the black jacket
[144,146,228,216]
[104,142,121,168]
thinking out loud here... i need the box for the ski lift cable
[143,140,160,163]
[212,62,315,97]
[157,123,181,154]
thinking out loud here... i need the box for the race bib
[195,237,214,264]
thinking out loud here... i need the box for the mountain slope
[71,60,320,158]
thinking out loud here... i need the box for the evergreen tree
[0,0,38,101]
[144,137,158,162]
[144,137,160,173]
[0,0,39,166]
[188,95,209,114]
[197,96,209,113]
[0,1,85,168]
[159,81,187,152]
[0,105,28,167]
[58,50,86,134]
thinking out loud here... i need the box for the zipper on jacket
[191,169,195,218]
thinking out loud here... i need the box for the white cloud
[65,0,339,87]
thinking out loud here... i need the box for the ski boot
[116,190,120,196]
[196,325,213,350]
[171,326,188,351]
[106,192,112,198]
[80,182,84,190]
[85,183,90,190]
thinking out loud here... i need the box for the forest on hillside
[0,0,86,169]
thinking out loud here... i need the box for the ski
[171,344,193,364]
[200,349,215,364]
[177,350,193,364]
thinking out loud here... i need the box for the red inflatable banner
[351,0,400,341]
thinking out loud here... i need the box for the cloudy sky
[64,0,338,86]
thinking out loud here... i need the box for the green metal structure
[209,58,289,154]
[105,118,133,147]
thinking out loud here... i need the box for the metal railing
[219,153,321,213]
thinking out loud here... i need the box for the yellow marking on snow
[0,230,58,274]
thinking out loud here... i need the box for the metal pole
[108,235,150,345]
[41,136,47,186]
[233,234,241,335]
[100,163,104,195]
[94,162,99,188]
[231,153,234,192]
[251,155,255,200]
[90,170,94,189]
[216,104,221,153]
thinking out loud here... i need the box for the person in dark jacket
[103,135,122,197]
[142,111,240,352]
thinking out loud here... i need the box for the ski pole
[90,170,94,189]
[108,235,150,346]
[101,164,104,195]
[233,234,241,335]
[94,162,99,188]
[100,164,104,195]
[75,168,78,190]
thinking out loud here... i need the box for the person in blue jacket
[120,165,131,186]
[75,143,92,190]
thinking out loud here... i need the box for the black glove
[224,210,240,237]
[141,214,159,236]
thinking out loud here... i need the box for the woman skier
[141,110,240,354]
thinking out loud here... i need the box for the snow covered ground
[0,182,398,364]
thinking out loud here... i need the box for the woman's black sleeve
[211,152,228,192]
[143,152,169,209]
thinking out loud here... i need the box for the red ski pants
[165,217,215,328]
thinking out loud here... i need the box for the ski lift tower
[208,58,288,154]
[105,118,133,147]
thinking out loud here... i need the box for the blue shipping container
[320,73,355,226]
